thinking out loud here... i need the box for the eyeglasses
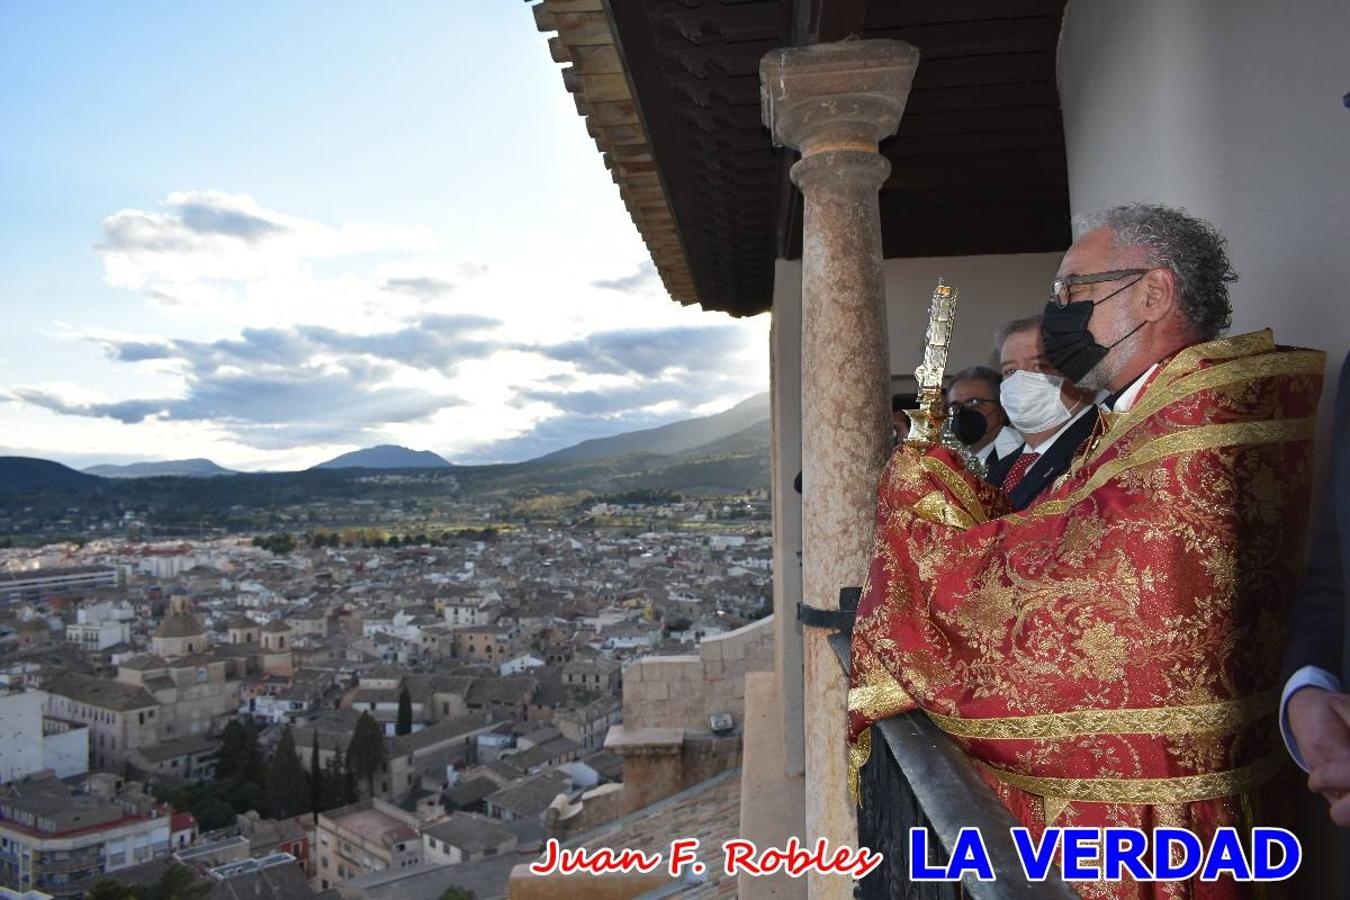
[946,397,997,415]
[1049,269,1149,308]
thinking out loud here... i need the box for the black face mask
[948,405,990,447]
[1041,300,1148,384]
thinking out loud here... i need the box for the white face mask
[1000,370,1073,434]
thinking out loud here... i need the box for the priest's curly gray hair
[1075,203,1236,340]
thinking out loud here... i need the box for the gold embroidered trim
[1081,348,1325,467]
[1014,417,1316,522]
[920,456,987,525]
[848,728,872,807]
[1150,330,1275,394]
[913,491,977,529]
[848,674,916,722]
[974,752,1285,805]
[922,690,1277,741]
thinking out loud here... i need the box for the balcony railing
[826,631,1077,900]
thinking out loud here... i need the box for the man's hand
[1290,687,1350,825]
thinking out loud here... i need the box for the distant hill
[84,458,236,479]
[313,444,451,470]
[0,457,104,492]
[538,392,769,463]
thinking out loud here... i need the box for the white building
[498,655,545,677]
[0,692,88,784]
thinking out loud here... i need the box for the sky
[0,2,769,472]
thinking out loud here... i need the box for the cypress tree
[396,686,413,736]
[309,732,322,819]
[264,726,309,819]
[345,711,387,798]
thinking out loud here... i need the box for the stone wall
[621,615,774,732]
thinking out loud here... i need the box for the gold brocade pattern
[913,491,977,528]
[920,455,989,525]
[848,672,916,723]
[848,728,871,806]
[922,690,1278,741]
[1023,417,1316,522]
[1078,348,1325,468]
[847,332,1324,898]
[974,752,1286,805]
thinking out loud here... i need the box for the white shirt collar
[993,425,1023,458]
[1024,403,1094,456]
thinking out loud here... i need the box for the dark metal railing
[826,632,1077,900]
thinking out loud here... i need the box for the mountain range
[84,458,237,479]
[539,392,769,463]
[0,393,771,504]
[311,445,452,470]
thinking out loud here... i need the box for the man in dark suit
[1282,351,1350,826]
[986,315,1100,510]
[945,366,1019,468]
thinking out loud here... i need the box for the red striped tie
[1003,452,1041,494]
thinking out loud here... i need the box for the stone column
[760,40,918,899]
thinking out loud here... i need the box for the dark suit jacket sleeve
[1281,351,1350,684]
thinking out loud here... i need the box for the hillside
[538,392,769,463]
[85,458,235,478]
[313,445,451,470]
[0,457,105,492]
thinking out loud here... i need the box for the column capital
[760,39,920,158]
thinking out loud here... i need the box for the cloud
[380,276,456,300]
[14,314,510,447]
[96,190,434,291]
[176,201,287,242]
[535,324,749,378]
[592,261,658,293]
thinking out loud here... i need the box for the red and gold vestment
[848,331,1325,898]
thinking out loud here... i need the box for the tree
[86,881,135,900]
[215,720,248,780]
[395,686,413,736]
[346,711,387,798]
[87,864,210,900]
[265,726,310,819]
[240,725,266,786]
[309,733,323,819]
[143,864,211,900]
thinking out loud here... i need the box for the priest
[849,203,1324,897]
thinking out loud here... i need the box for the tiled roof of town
[504,736,579,772]
[153,607,206,638]
[133,732,219,763]
[260,619,291,633]
[483,769,571,819]
[45,671,158,711]
[119,653,169,671]
[562,657,620,675]
[465,677,537,707]
[580,750,623,782]
[422,812,515,854]
[444,776,497,808]
[386,712,491,756]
